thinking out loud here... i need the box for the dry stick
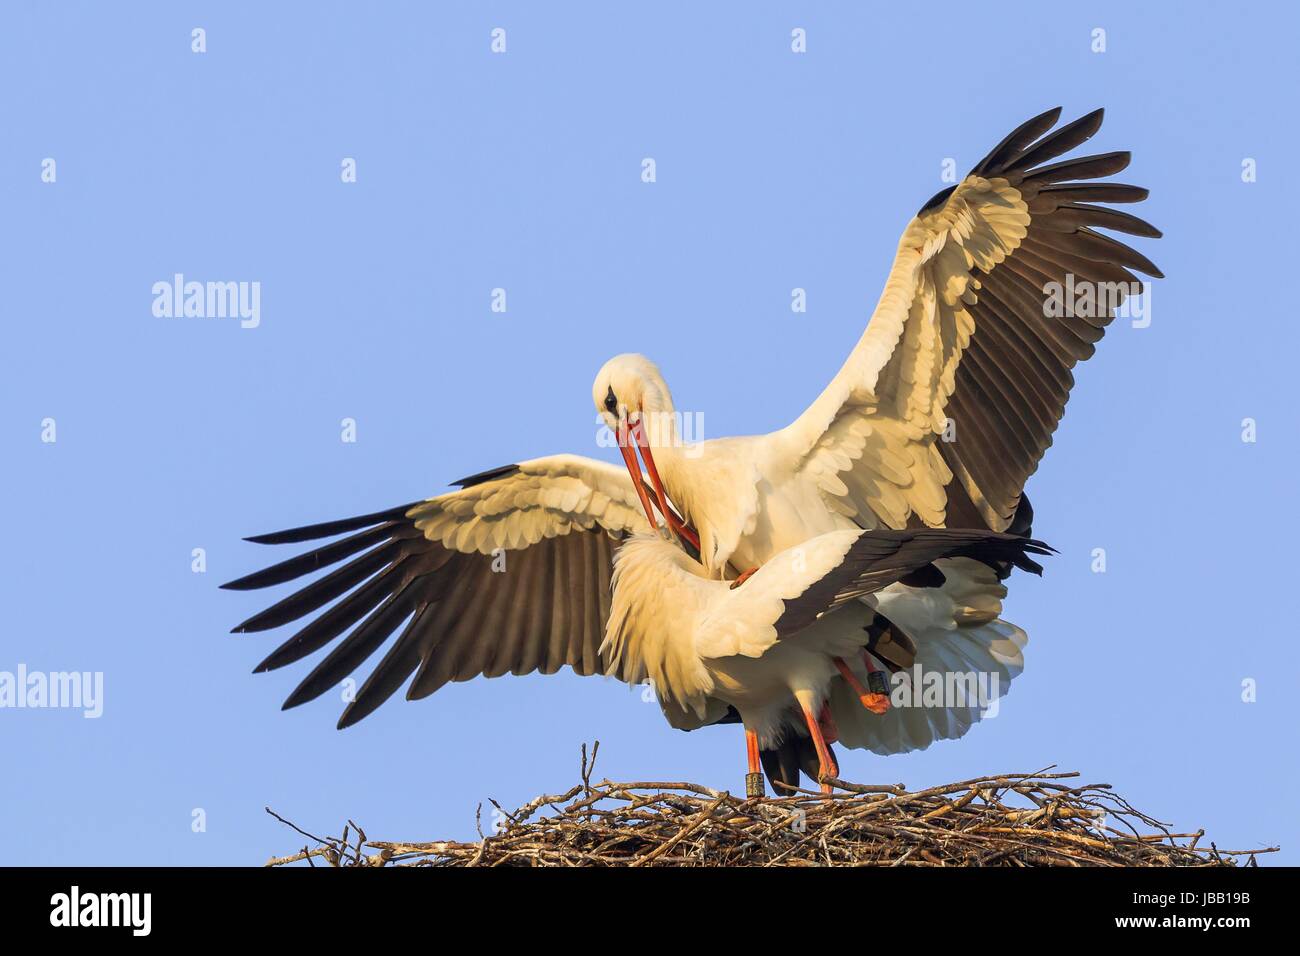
[823,777,907,795]
[921,787,980,820]
[631,793,729,866]
[265,845,333,868]
[265,806,334,849]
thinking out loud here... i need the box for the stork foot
[834,656,892,714]
[797,695,840,796]
[817,747,840,794]
[859,693,890,715]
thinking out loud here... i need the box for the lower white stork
[604,528,1050,794]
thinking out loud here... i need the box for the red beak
[617,420,660,534]
[631,416,700,550]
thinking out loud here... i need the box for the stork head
[592,354,697,550]
[591,353,673,434]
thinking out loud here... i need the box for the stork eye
[604,386,618,413]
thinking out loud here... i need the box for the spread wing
[781,107,1162,531]
[222,454,654,727]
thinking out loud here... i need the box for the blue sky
[2,1,1295,865]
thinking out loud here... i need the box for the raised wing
[222,454,653,727]
[782,107,1162,531]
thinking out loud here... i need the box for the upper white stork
[224,106,1157,794]
[595,105,1160,576]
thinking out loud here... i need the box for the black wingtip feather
[1023,150,1132,185]
[221,523,399,592]
[1003,108,1106,175]
[451,463,520,488]
[281,681,323,712]
[1042,182,1149,204]
[229,540,404,634]
[972,106,1063,176]
[918,184,957,216]
[243,501,422,545]
[336,705,366,730]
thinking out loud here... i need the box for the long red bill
[617,421,660,531]
[632,416,700,550]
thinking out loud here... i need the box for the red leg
[834,656,890,715]
[798,696,839,793]
[818,700,839,744]
[729,566,759,589]
[745,729,764,798]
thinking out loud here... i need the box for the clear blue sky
[2,1,1294,865]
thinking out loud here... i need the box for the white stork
[604,528,1049,795]
[223,106,1157,793]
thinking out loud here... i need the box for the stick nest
[266,743,1276,868]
